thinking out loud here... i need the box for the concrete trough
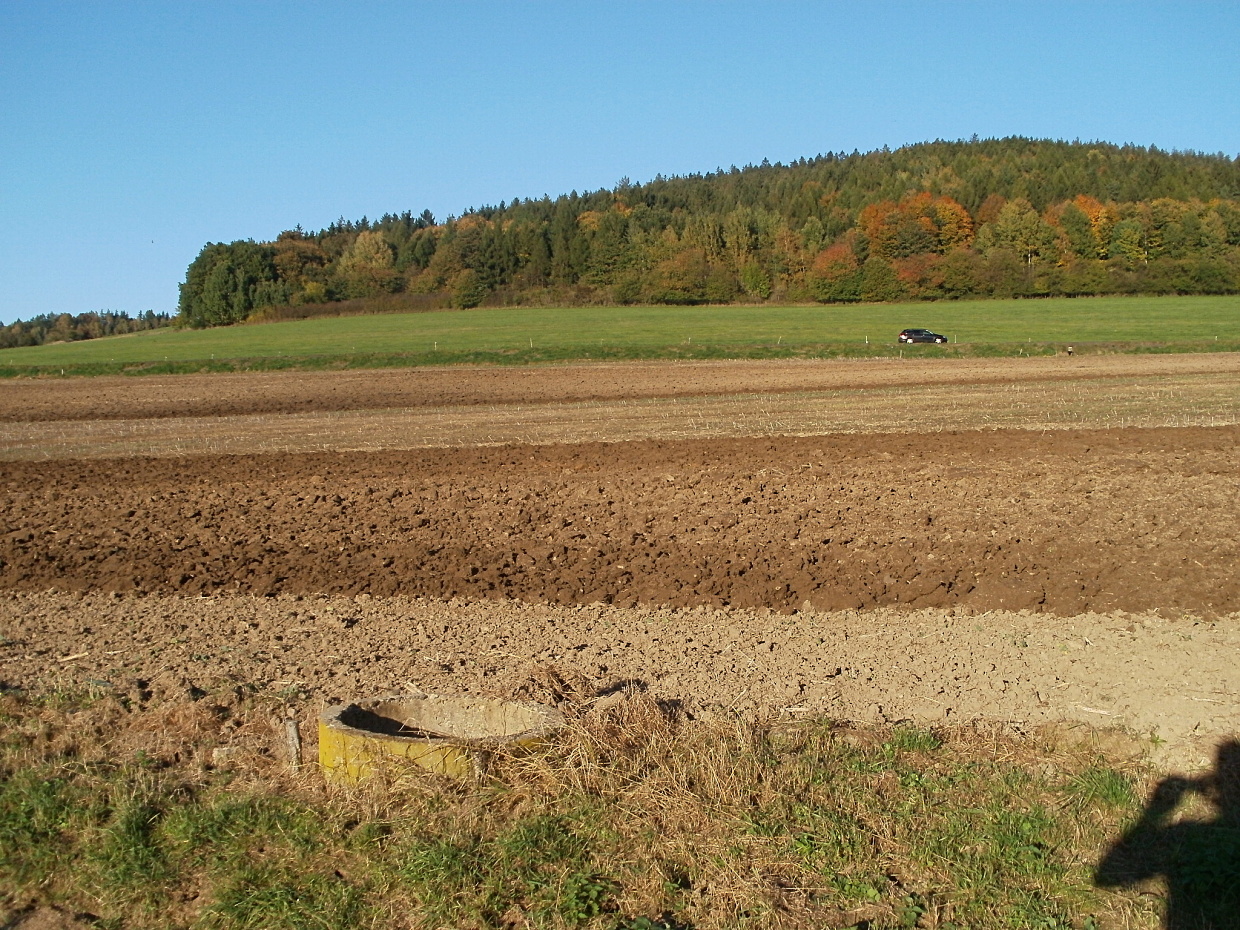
[319,693,565,782]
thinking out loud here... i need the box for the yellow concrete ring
[319,693,565,782]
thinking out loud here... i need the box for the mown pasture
[1,295,1237,376]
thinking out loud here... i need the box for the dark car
[898,328,948,344]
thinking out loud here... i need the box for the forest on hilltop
[178,138,1240,327]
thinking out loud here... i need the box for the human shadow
[1094,739,1240,929]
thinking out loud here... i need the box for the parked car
[898,328,948,344]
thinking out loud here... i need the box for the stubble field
[1,353,1237,771]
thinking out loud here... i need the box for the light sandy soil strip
[2,592,1235,772]
[4,352,1240,422]
[2,372,1237,460]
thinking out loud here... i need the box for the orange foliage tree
[858,193,974,260]
[808,240,862,302]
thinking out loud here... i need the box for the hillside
[178,138,1240,326]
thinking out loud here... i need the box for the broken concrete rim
[319,693,565,781]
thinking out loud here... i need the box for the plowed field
[1,355,1237,768]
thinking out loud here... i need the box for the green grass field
[2,295,1238,376]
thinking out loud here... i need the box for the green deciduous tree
[451,269,487,308]
[739,260,773,300]
[1109,219,1147,267]
[178,240,278,327]
[1056,202,1096,258]
[859,255,906,302]
[976,199,1058,265]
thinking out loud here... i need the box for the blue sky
[1,1,1237,325]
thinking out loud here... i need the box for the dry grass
[1,687,1174,930]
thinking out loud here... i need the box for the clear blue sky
[2,1,1237,325]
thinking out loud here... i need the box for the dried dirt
[2,591,1236,771]
[4,354,1238,461]
[1,355,1237,771]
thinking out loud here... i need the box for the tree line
[0,310,173,350]
[178,138,1240,327]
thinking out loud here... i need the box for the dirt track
[1,356,1237,769]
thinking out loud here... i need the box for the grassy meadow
[1,295,1238,376]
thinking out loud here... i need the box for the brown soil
[1,356,1237,770]
[4,356,1237,461]
[2,429,1237,615]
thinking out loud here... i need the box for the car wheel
[936,337,946,344]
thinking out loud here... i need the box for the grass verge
[0,688,1209,930]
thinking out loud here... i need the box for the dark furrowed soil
[2,426,1236,616]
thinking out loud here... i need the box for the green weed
[199,862,366,930]
[884,724,944,754]
[1165,825,1240,907]
[162,794,324,872]
[1062,765,1138,813]
[399,810,613,928]
[0,768,81,889]
[88,790,176,905]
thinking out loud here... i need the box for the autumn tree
[336,230,398,298]
[808,241,861,302]
[645,248,710,304]
[273,231,330,302]
[858,193,973,260]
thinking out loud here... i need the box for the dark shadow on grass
[1095,739,1240,929]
